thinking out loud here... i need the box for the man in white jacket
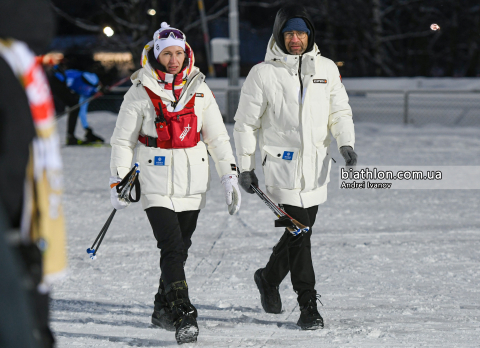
[234,5,357,330]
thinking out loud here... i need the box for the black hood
[272,5,315,55]
[0,0,55,55]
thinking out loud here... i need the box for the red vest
[138,86,200,149]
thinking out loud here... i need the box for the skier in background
[109,22,241,344]
[0,0,67,347]
[49,53,106,145]
[234,5,357,330]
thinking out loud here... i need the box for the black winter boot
[152,279,175,331]
[84,127,104,143]
[297,292,324,330]
[165,280,198,344]
[66,133,83,145]
[254,268,282,314]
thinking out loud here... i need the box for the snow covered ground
[52,112,480,347]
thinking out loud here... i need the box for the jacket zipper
[170,73,179,108]
[298,54,303,101]
[171,73,200,109]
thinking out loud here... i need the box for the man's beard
[287,43,306,55]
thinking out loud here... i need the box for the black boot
[66,133,83,145]
[297,292,324,330]
[152,279,175,331]
[254,268,282,314]
[84,127,104,143]
[165,280,198,345]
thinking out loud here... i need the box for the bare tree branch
[381,30,434,42]
[50,3,101,32]
[102,1,148,30]
[239,0,287,8]
[184,6,229,32]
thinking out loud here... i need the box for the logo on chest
[313,79,327,84]
[179,124,192,141]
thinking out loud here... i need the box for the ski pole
[250,185,309,236]
[86,163,140,259]
[55,76,131,119]
[86,209,116,260]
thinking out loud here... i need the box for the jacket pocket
[315,145,332,188]
[262,145,300,189]
[185,143,210,195]
[137,146,172,195]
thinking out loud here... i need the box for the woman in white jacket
[109,23,240,344]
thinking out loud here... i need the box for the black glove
[239,170,259,194]
[339,146,357,166]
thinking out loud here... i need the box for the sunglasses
[158,29,185,40]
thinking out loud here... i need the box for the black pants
[263,204,319,305]
[146,207,200,286]
[48,76,80,136]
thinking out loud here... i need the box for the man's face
[284,30,308,55]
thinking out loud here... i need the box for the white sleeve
[233,65,267,172]
[200,84,237,177]
[110,86,146,178]
[327,61,355,150]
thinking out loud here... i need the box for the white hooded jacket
[233,37,355,208]
[110,42,237,212]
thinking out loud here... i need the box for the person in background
[109,22,241,344]
[49,54,106,145]
[234,5,357,330]
[0,0,68,347]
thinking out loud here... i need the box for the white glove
[109,176,130,210]
[221,174,241,215]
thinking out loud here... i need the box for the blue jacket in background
[54,67,99,97]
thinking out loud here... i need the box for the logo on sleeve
[196,93,204,97]
[231,164,237,171]
[282,151,294,160]
[313,79,327,84]
[154,156,165,166]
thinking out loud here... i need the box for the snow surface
[52,112,480,347]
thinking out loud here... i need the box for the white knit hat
[153,22,186,59]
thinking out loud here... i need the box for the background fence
[84,86,480,127]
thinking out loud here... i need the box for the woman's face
[157,46,185,74]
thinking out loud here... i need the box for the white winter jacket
[234,38,355,208]
[110,43,237,212]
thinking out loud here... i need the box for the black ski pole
[86,163,140,259]
[55,76,131,119]
[86,209,116,259]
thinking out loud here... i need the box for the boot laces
[305,294,323,312]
